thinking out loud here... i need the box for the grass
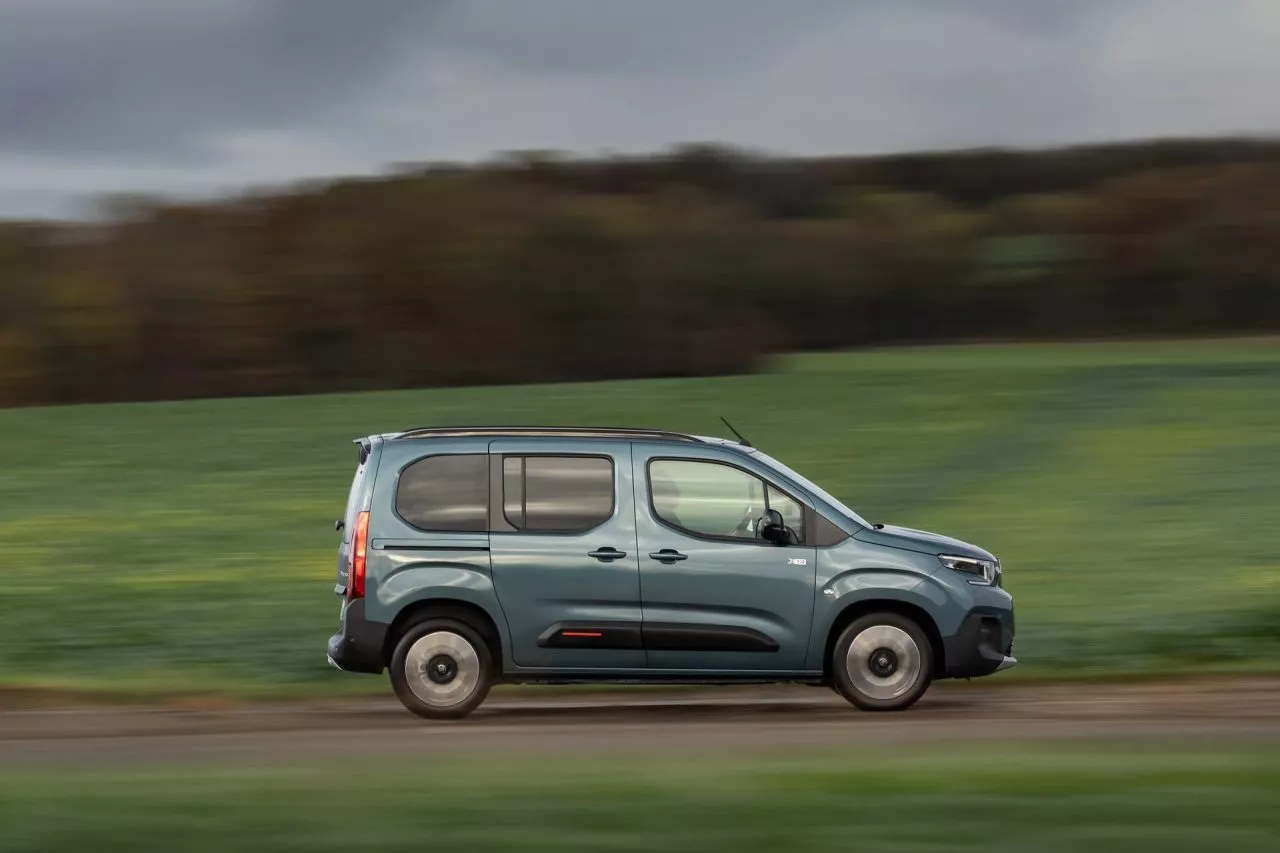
[1,337,1278,696]
[2,740,1278,852]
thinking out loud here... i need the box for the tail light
[348,510,369,600]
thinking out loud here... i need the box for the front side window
[502,455,614,533]
[396,454,488,532]
[650,458,805,544]
[768,485,804,535]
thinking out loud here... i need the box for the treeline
[3,138,1280,407]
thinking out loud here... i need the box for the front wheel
[831,613,933,712]
[389,618,492,720]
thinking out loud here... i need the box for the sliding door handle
[648,549,687,564]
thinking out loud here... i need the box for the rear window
[396,454,488,532]
[342,459,368,544]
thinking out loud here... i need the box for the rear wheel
[389,618,492,720]
[831,612,932,712]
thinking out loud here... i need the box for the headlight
[938,554,999,586]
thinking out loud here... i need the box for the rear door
[487,439,644,670]
[632,443,818,673]
[335,438,378,596]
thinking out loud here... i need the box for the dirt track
[3,679,1278,767]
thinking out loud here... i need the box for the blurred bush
[3,139,1280,407]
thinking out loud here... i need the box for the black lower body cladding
[941,607,1016,678]
[326,598,389,674]
[536,621,779,653]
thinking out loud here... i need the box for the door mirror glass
[767,485,803,536]
[758,508,787,544]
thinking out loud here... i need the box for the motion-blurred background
[1,2,1278,852]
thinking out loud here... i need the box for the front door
[632,445,818,672]
[488,439,644,670]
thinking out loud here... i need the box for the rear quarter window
[396,454,489,532]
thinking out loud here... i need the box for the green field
[3,740,1278,852]
[1,339,1278,696]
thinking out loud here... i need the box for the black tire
[831,612,933,712]
[389,617,492,720]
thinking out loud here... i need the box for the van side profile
[327,426,1016,719]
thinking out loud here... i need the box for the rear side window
[397,454,488,532]
[502,455,614,533]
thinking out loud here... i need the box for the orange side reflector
[562,631,602,638]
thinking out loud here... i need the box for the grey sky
[2,0,1278,218]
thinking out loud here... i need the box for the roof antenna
[719,416,753,448]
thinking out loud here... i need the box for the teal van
[327,426,1016,719]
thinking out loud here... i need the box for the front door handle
[648,549,688,564]
[588,547,627,562]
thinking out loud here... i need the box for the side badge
[787,557,808,566]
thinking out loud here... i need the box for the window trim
[646,456,810,547]
[394,452,491,534]
[501,456,525,529]
[491,452,617,536]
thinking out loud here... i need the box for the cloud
[386,0,1278,158]
[0,0,431,162]
[419,0,852,75]
[0,0,1278,218]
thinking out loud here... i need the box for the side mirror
[758,509,787,545]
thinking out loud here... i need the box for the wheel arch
[823,599,946,679]
[383,598,505,675]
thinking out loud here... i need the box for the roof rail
[392,425,703,443]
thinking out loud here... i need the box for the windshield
[748,450,871,529]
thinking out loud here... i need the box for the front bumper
[940,607,1016,679]
[326,597,388,675]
